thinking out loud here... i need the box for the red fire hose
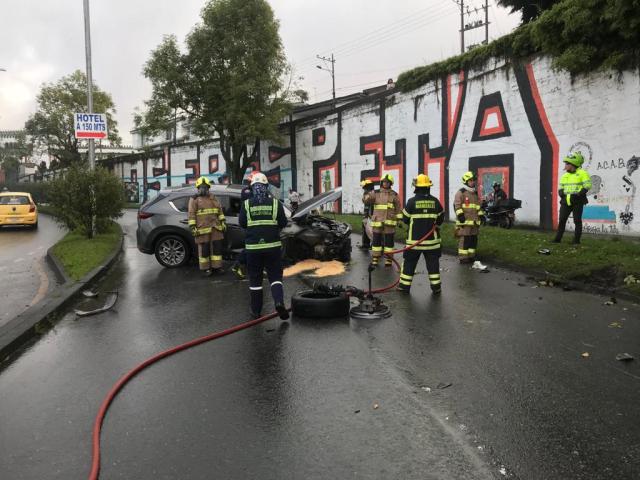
[87,224,438,479]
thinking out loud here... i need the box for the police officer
[398,174,444,295]
[553,152,592,244]
[454,171,484,264]
[188,176,226,276]
[363,173,402,267]
[359,179,375,250]
[239,173,289,320]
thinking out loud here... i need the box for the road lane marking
[28,259,50,307]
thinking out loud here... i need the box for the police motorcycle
[481,197,522,229]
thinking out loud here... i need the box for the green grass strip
[330,213,640,295]
[51,223,121,281]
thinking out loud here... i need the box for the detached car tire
[154,234,190,268]
[291,290,350,319]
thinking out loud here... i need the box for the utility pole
[83,0,95,170]
[83,0,97,238]
[457,0,490,52]
[316,54,336,107]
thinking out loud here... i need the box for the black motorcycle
[481,198,522,229]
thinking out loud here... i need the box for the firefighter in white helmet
[188,176,226,276]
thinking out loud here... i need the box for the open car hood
[292,188,343,220]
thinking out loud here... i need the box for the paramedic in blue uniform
[239,173,289,320]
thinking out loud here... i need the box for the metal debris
[436,382,452,390]
[538,248,551,255]
[616,353,634,362]
[82,289,99,298]
[74,291,118,317]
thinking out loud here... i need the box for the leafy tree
[48,165,125,238]
[0,132,32,183]
[25,70,121,168]
[497,0,560,23]
[139,0,291,183]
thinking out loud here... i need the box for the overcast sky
[0,0,520,144]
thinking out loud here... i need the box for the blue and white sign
[74,112,108,139]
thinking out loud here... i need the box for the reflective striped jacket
[453,188,483,235]
[239,197,288,250]
[559,168,591,206]
[402,193,444,250]
[363,188,402,230]
[188,194,226,242]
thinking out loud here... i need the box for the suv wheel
[154,234,190,268]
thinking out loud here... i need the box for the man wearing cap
[363,173,403,267]
[188,176,226,276]
[398,174,444,295]
[454,171,484,264]
[553,152,592,244]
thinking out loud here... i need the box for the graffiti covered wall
[112,55,640,235]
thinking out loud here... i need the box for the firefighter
[188,176,226,276]
[553,152,592,244]
[359,179,375,250]
[454,171,484,264]
[238,173,289,320]
[397,174,444,295]
[363,173,403,267]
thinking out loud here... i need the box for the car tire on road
[32,222,38,230]
[291,290,351,319]
[154,234,190,268]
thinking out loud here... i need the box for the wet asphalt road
[1,210,640,479]
[0,214,65,327]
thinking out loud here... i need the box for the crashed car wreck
[136,185,351,268]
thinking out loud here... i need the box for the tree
[139,0,292,183]
[497,0,560,23]
[0,132,32,183]
[48,165,125,238]
[25,70,121,168]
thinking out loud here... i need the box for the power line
[293,2,455,71]
[294,5,456,79]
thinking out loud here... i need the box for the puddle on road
[284,259,346,278]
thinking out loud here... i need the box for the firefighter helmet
[380,173,394,185]
[195,176,211,188]
[360,179,374,188]
[250,172,269,185]
[412,174,433,188]
[563,152,585,168]
[461,171,475,184]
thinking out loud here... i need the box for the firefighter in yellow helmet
[359,179,375,250]
[363,173,402,267]
[188,176,226,276]
[398,174,444,295]
[453,171,485,264]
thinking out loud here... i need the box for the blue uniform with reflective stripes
[239,195,288,316]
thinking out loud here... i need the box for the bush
[48,166,125,238]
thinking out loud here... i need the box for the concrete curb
[0,225,125,363]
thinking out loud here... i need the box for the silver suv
[136,184,351,268]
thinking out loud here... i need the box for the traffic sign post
[74,112,108,140]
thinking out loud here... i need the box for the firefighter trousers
[246,248,285,316]
[458,235,478,262]
[399,250,441,292]
[197,239,224,270]
[371,230,395,265]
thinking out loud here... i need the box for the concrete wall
[113,55,640,236]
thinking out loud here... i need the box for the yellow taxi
[0,191,38,229]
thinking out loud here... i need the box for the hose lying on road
[88,224,437,479]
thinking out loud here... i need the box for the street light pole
[83,0,95,170]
